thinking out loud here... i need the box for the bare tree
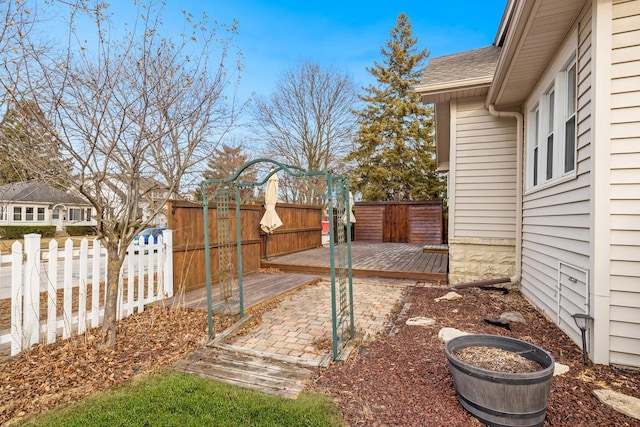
[0,0,39,111]
[3,0,242,347]
[252,61,358,204]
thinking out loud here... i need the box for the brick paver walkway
[228,279,409,364]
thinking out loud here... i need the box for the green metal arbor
[201,159,355,360]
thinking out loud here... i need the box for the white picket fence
[0,231,173,356]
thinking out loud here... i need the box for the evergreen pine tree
[0,99,64,184]
[199,143,256,203]
[348,13,445,201]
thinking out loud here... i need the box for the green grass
[21,371,346,427]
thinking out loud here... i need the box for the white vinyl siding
[452,98,517,239]
[521,23,591,329]
[609,0,640,367]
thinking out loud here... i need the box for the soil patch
[454,346,542,373]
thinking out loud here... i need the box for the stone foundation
[448,237,516,285]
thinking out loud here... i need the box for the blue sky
[168,0,508,102]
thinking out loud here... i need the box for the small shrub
[0,226,57,239]
[66,226,97,236]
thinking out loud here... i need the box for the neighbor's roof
[416,46,501,99]
[0,180,89,205]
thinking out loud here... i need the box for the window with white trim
[531,107,540,186]
[13,207,22,221]
[526,52,577,190]
[68,208,84,221]
[25,207,34,221]
[545,88,555,181]
[37,207,45,221]
[564,62,577,173]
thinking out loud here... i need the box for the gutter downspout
[488,104,523,286]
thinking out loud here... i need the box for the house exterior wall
[607,0,640,367]
[0,202,96,230]
[521,5,594,356]
[448,97,517,284]
[519,1,640,368]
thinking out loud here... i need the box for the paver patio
[225,278,410,365]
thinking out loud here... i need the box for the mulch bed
[311,286,640,426]
[0,285,639,426]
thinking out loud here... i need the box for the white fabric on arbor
[349,191,356,224]
[260,173,283,233]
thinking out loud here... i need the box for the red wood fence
[353,201,444,245]
[167,200,322,293]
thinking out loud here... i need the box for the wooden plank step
[173,347,313,399]
[181,349,313,382]
[422,244,448,254]
[262,262,447,282]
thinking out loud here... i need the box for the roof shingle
[0,180,89,205]
[419,46,501,89]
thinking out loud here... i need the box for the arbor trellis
[201,158,354,360]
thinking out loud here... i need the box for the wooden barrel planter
[445,334,555,427]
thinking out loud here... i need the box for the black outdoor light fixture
[572,313,594,365]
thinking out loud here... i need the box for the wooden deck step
[172,346,313,399]
[261,242,448,283]
[422,244,448,254]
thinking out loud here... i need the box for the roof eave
[487,0,587,109]
[417,79,492,104]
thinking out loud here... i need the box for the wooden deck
[162,242,447,313]
[160,272,320,312]
[263,242,448,283]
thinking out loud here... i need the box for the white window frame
[564,61,577,174]
[528,106,540,188]
[525,31,578,192]
[68,208,84,222]
[545,87,555,182]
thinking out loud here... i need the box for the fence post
[46,239,58,344]
[137,239,145,313]
[10,241,24,355]
[126,243,134,317]
[23,234,41,348]
[62,239,73,339]
[91,239,101,328]
[163,230,173,298]
[78,238,88,334]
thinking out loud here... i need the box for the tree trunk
[102,243,123,347]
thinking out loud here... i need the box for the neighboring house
[0,180,96,231]
[98,176,171,228]
[417,0,639,367]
